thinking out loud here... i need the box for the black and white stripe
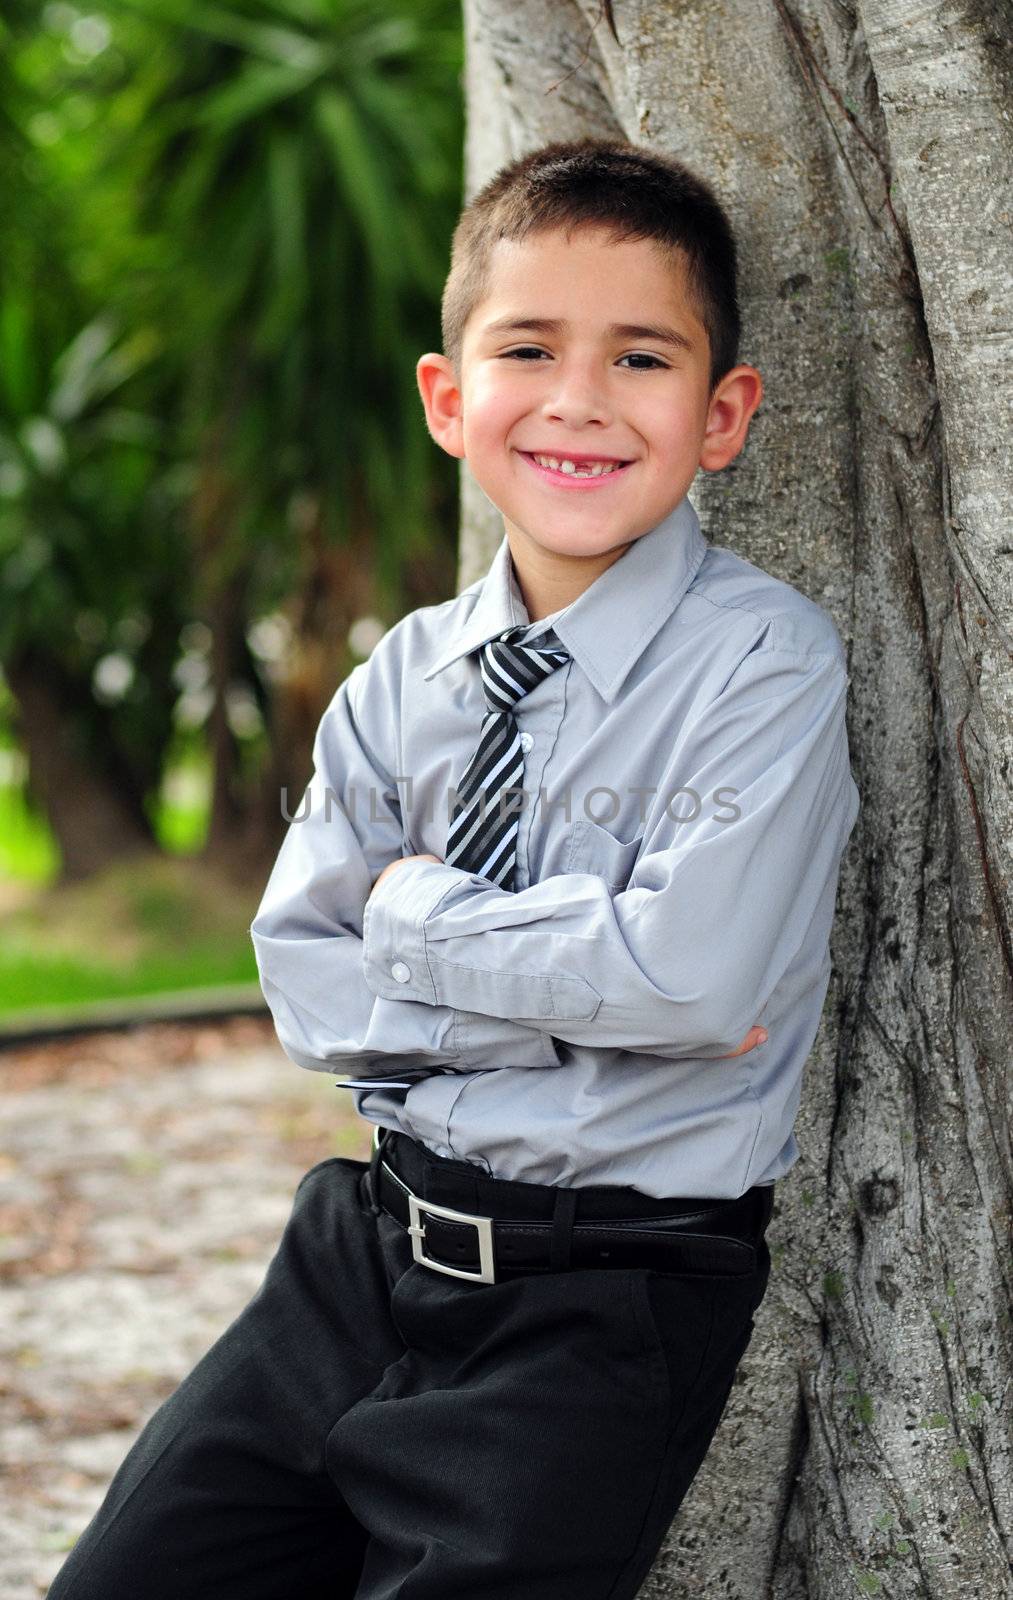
[445,624,570,890]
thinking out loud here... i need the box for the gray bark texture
[458,2,1013,1595]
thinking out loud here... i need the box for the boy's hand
[718,1025,768,1057]
[368,857,768,1058]
[369,853,443,898]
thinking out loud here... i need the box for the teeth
[531,454,623,476]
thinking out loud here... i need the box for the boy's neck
[505,525,634,623]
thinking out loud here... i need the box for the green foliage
[1,0,463,886]
[0,681,58,879]
[95,0,464,603]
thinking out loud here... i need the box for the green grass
[0,720,266,1015]
[0,944,259,1013]
[0,853,262,1017]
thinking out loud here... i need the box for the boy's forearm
[366,855,766,1062]
[362,861,773,1057]
[361,787,854,1057]
[251,918,561,1078]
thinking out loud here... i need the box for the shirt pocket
[565,818,644,892]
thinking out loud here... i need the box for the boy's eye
[618,352,668,370]
[499,348,668,370]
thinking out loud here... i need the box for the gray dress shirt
[250,495,860,1199]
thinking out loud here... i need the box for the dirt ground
[0,1016,372,1598]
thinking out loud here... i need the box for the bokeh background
[1,0,465,1029]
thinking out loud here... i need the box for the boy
[49,137,859,1599]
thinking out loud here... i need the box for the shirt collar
[422,495,708,705]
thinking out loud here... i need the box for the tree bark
[459,2,1013,1594]
[6,643,155,882]
[243,512,377,874]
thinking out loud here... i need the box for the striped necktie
[445,623,570,890]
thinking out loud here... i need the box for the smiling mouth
[520,452,633,480]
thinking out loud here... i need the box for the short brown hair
[441,137,741,393]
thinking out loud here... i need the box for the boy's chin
[503,519,647,559]
[488,484,690,549]
[502,490,693,550]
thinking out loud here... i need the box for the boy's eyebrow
[481,316,696,354]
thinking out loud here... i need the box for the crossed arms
[250,638,858,1078]
[368,852,766,1062]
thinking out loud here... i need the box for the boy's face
[418,225,762,583]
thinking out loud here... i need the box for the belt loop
[548,1187,579,1272]
[368,1126,394,1216]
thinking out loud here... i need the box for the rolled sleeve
[361,646,859,1059]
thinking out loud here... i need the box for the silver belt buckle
[407,1194,497,1284]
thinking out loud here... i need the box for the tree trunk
[459,3,1013,1595]
[243,512,377,874]
[242,473,459,876]
[5,643,155,882]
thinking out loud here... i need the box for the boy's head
[442,137,742,395]
[417,138,763,608]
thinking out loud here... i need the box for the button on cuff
[391,961,411,983]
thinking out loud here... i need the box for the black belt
[368,1131,774,1284]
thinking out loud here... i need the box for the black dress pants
[47,1139,772,1600]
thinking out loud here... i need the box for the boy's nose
[541,367,614,429]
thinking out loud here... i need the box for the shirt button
[519,731,533,753]
[390,961,411,983]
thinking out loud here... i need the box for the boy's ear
[698,365,764,473]
[416,353,465,461]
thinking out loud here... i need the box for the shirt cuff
[362,858,472,1004]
